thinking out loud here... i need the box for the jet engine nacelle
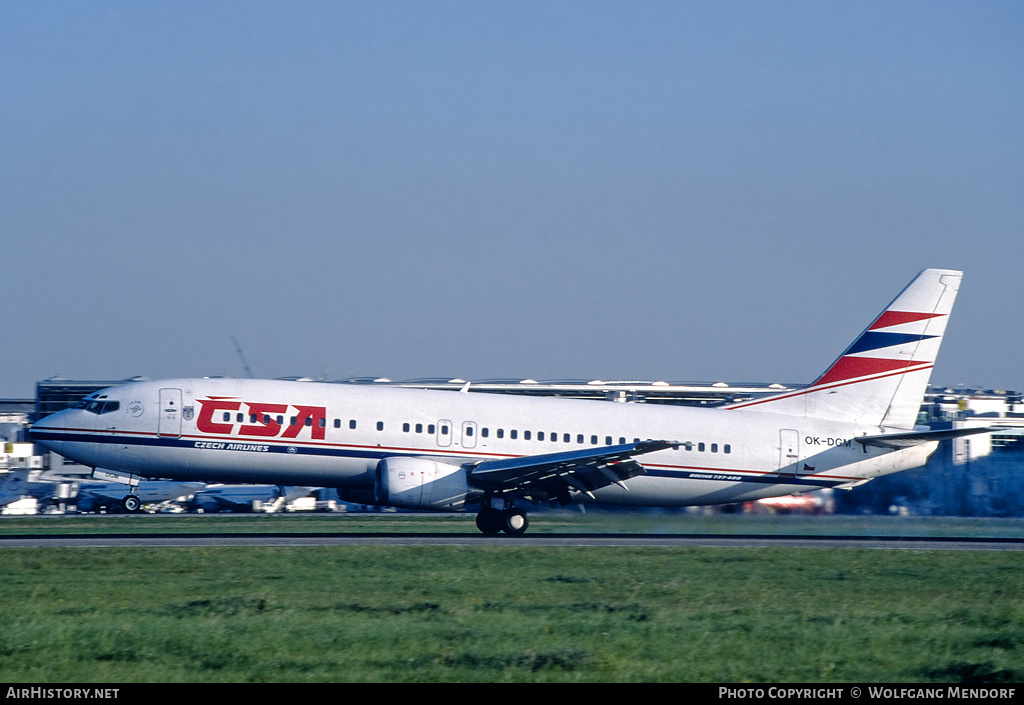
[374,457,471,511]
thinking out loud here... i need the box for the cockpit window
[75,398,120,415]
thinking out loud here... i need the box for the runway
[3,532,1022,550]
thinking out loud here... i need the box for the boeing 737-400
[31,268,985,534]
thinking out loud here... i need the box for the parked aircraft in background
[188,484,314,513]
[0,469,203,513]
[73,479,205,513]
[31,269,987,534]
[0,469,49,509]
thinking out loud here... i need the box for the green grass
[3,510,1024,538]
[1,544,1022,682]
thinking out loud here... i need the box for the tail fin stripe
[814,357,930,387]
[728,361,932,411]
[845,331,939,356]
[869,311,946,330]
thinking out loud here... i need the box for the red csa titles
[196,397,327,441]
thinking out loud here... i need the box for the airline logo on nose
[195,397,327,440]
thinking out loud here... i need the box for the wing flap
[468,440,676,501]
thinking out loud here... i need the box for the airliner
[31,268,984,534]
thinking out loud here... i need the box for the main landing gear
[475,497,529,536]
[120,494,142,513]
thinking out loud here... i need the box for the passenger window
[577,434,584,444]
[482,428,489,438]
[724,444,731,454]
[537,432,544,441]
[223,412,231,423]
[428,424,435,434]
[377,421,384,431]
[466,426,474,437]
[698,442,705,452]
[711,443,718,453]
[237,413,245,423]
[619,437,626,445]
[334,419,341,428]
[403,423,410,432]
[416,423,423,433]
[524,431,532,441]
[349,419,357,429]
[563,433,570,443]
[591,435,598,445]
[511,430,518,440]
[497,429,504,438]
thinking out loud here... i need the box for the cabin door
[461,421,478,449]
[779,429,800,475]
[158,388,183,438]
[436,419,452,447]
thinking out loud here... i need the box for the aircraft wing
[855,426,999,450]
[467,439,677,502]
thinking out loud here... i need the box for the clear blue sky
[2,1,1022,398]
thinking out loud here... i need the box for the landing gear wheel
[502,508,529,535]
[476,507,503,535]
[121,495,141,513]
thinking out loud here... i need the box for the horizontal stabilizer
[834,478,873,491]
[855,426,998,450]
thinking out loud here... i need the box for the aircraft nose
[29,410,68,451]
[29,413,49,436]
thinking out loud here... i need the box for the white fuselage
[30,377,937,509]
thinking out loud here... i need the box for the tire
[121,495,141,513]
[502,508,529,535]
[475,507,503,535]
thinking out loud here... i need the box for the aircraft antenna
[231,336,255,379]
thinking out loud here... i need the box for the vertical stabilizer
[727,269,962,429]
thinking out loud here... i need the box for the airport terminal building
[2,376,1023,516]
